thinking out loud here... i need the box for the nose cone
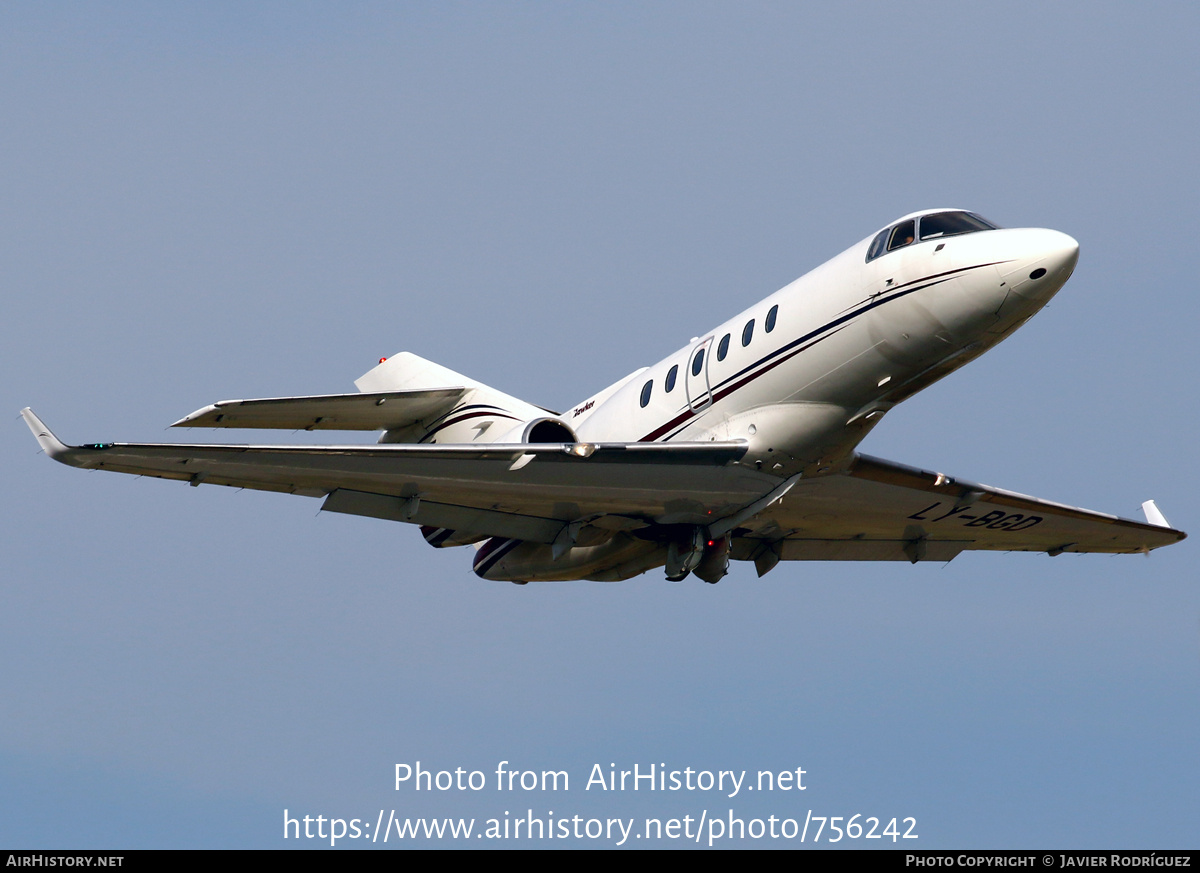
[1034,228,1079,282]
[998,228,1079,301]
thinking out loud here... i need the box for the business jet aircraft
[22,209,1185,583]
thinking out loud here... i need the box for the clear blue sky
[3,2,1198,848]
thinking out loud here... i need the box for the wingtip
[1141,499,1170,529]
[20,407,72,459]
[1140,499,1186,542]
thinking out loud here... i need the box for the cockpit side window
[887,220,916,252]
[918,211,999,241]
[866,229,889,262]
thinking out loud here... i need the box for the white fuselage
[463,209,1080,582]
[568,215,1078,475]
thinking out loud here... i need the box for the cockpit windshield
[866,211,999,262]
[918,211,997,240]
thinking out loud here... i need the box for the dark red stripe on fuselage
[421,406,522,442]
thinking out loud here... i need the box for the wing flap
[170,389,466,431]
[322,489,563,543]
[733,537,971,562]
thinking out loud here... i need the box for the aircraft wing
[22,408,772,545]
[23,409,1183,563]
[736,453,1185,563]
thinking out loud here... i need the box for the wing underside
[23,409,1183,565]
[24,408,771,541]
[735,453,1185,561]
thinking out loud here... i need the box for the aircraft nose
[1040,229,1079,277]
[997,228,1079,301]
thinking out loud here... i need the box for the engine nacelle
[473,526,731,584]
[473,533,662,583]
[494,416,579,445]
[420,525,486,548]
[418,416,578,551]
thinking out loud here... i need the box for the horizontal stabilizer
[170,389,465,431]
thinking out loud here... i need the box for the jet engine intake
[521,417,577,444]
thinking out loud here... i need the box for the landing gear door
[685,337,714,412]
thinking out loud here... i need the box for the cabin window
[742,319,754,347]
[640,379,653,408]
[918,211,999,240]
[887,220,916,252]
[691,348,705,376]
[766,304,778,333]
[665,364,678,393]
[717,333,731,361]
